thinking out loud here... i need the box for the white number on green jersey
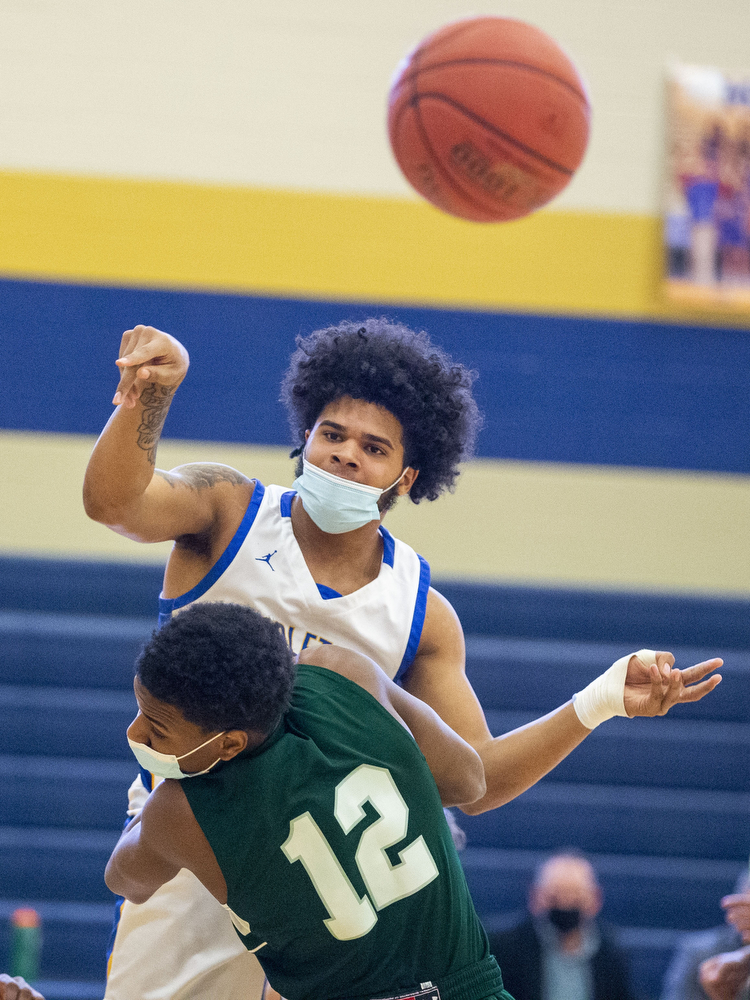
[281,764,439,940]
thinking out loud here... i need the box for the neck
[290,496,385,590]
[559,928,584,953]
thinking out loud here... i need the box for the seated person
[698,882,750,1000]
[487,850,636,1000]
[662,874,750,1000]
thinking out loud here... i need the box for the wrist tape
[572,649,657,730]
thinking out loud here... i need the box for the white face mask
[292,457,407,534]
[127,730,226,780]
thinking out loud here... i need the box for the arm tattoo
[154,470,177,488]
[136,383,176,466]
[177,465,250,490]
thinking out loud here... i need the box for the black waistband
[435,955,506,1000]
[345,956,506,1000]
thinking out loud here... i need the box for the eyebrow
[141,711,169,734]
[319,420,395,450]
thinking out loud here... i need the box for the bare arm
[403,588,722,815]
[299,645,486,808]
[83,326,252,544]
[105,779,226,905]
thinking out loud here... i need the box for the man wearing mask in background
[487,850,636,1000]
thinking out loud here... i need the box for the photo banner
[664,64,750,307]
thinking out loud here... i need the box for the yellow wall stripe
[1,169,748,327]
[4,431,749,597]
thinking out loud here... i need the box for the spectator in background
[661,873,750,1000]
[487,850,636,1000]
[696,879,750,1000]
[699,948,750,1000]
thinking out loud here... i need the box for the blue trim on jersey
[139,767,154,792]
[379,525,395,568]
[316,583,342,600]
[157,480,266,622]
[394,554,431,683]
[280,490,295,517]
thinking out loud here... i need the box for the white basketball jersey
[158,482,431,681]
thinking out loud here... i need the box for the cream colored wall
[1,0,749,213]
[4,431,749,597]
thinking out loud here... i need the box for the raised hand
[623,651,722,718]
[112,326,190,409]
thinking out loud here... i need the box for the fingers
[0,975,44,1000]
[654,650,675,677]
[679,658,724,684]
[677,672,722,703]
[112,326,189,408]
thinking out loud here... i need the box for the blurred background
[0,2,748,998]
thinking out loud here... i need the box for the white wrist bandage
[572,648,657,730]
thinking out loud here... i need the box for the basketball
[387,16,591,222]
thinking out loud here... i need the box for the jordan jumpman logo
[255,550,278,571]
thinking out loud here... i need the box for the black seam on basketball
[396,57,588,105]
[409,45,502,218]
[411,19,481,63]
[414,92,575,175]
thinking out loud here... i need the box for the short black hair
[280,318,482,502]
[136,603,295,734]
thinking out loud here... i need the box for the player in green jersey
[105,602,721,1000]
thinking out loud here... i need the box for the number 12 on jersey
[282,764,439,940]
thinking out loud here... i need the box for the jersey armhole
[158,480,266,624]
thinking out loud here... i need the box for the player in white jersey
[84,319,721,1000]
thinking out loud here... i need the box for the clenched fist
[112,326,190,409]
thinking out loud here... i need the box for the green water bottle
[10,907,41,982]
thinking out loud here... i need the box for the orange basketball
[387,16,591,222]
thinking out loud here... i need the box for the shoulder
[297,645,389,701]
[417,587,464,654]
[142,777,193,829]
[166,463,253,490]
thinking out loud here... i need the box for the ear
[304,429,311,441]
[587,884,604,919]
[398,467,419,496]
[218,730,249,761]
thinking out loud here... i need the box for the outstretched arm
[298,645,486,808]
[404,589,721,815]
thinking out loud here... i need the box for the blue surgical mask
[127,730,226,780]
[292,458,407,534]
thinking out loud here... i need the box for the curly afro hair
[136,603,295,735]
[280,318,482,503]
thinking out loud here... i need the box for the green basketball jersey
[181,664,507,1000]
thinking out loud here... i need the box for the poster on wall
[664,64,750,307]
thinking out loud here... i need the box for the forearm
[388,684,486,807]
[461,701,589,814]
[83,383,175,524]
